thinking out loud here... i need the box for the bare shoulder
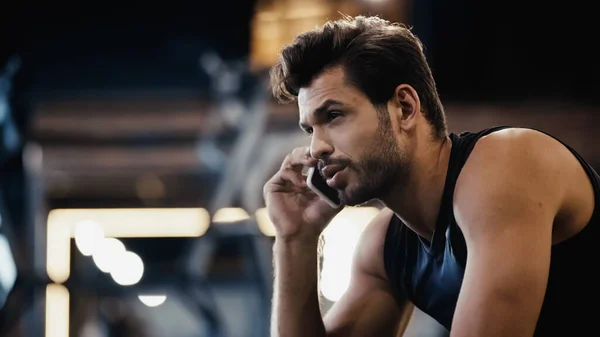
[475,127,590,177]
[457,127,574,195]
[352,207,395,281]
[472,127,573,163]
[453,127,587,236]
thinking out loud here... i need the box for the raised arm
[265,146,412,337]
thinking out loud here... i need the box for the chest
[401,225,466,330]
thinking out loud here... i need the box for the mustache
[317,157,352,171]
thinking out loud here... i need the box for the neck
[379,132,452,242]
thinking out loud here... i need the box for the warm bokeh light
[255,207,276,236]
[45,284,69,337]
[46,208,210,283]
[110,251,145,286]
[74,220,104,256]
[138,295,167,307]
[212,207,250,223]
[46,216,72,284]
[319,207,380,302]
[58,208,210,238]
[92,238,126,273]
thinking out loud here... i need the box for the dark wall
[412,0,600,104]
[0,0,256,99]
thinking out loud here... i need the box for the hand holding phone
[263,147,342,240]
[306,167,342,208]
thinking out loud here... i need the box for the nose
[309,134,333,160]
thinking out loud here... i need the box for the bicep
[323,208,413,337]
[452,210,552,337]
[323,267,413,337]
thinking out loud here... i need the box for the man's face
[298,67,410,206]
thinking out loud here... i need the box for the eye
[327,110,342,122]
[305,127,314,136]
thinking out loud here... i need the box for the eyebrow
[299,99,344,131]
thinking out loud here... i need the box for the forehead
[297,67,366,118]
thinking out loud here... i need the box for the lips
[321,164,345,180]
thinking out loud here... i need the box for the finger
[263,170,307,198]
[278,169,307,187]
[281,147,317,171]
[291,146,310,157]
[293,147,316,176]
[268,167,307,190]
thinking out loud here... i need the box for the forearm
[271,238,326,337]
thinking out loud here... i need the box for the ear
[387,84,421,132]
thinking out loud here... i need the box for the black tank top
[383,126,600,336]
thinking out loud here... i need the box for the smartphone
[306,166,342,208]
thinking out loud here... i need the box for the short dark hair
[270,15,447,139]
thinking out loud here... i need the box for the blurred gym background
[0,0,598,336]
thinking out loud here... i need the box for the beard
[338,109,411,206]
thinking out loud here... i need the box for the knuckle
[281,153,297,169]
[263,177,276,196]
[292,147,304,155]
[266,173,278,186]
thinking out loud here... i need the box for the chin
[339,186,377,207]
